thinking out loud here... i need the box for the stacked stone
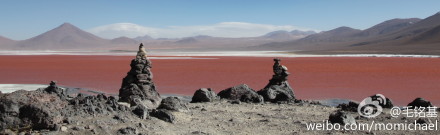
[43,81,67,100]
[118,43,161,108]
[258,58,295,102]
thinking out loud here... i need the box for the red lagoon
[0,55,439,106]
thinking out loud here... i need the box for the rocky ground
[2,98,438,135]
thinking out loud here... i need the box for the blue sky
[1,0,439,40]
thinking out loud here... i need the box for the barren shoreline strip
[0,50,440,58]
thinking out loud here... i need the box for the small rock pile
[42,81,68,100]
[118,43,162,108]
[258,58,295,103]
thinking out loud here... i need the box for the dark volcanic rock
[218,84,263,103]
[229,100,241,104]
[0,82,134,131]
[39,81,68,100]
[416,118,433,124]
[119,43,161,108]
[370,94,394,108]
[64,93,130,117]
[158,97,189,112]
[337,101,359,112]
[191,88,218,103]
[132,103,149,120]
[258,58,295,103]
[407,98,433,108]
[329,110,356,125]
[150,109,175,123]
[0,90,67,130]
[118,127,137,134]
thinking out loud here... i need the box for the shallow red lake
[0,55,439,106]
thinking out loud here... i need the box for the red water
[0,55,439,106]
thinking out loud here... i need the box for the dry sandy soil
[8,99,438,135]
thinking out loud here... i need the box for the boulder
[416,118,432,124]
[370,94,394,108]
[119,43,161,108]
[258,58,295,103]
[63,94,130,117]
[158,97,189,112]
[118,127,137,135]
[218,84,263,103]
[328,110,356,125]
[150,109,175,123]
[337,101,359,112]
[132,103,149,119]
[407,98,433,108]
[191,88,218,103]
[40,81,68,100]
[0,90,67,130]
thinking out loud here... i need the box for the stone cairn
[43,81,67,100]
[118,43,162,108]
[258,58,295,102]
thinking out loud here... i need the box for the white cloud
[87,22,316,39]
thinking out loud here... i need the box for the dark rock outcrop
[150,109,175,123]
[370,94,394,108]
[40,81,67,100]
[158,97,189,112]
[132,103,149,120]
[64,93,130,117]
[258,58,295,103]
[416,118,433,124]
[191,88,218,103]
[329,110,356,125]
[118,127,137,135]
[218,84,263,103]
[337,101,359,112]
[0,81,133,131]
[118,43,161,108]
[0,90,67,130]
[407,98,433,108]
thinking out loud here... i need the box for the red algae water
[0,55,439,106]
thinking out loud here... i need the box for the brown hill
[351,18,421,38]
[255,26,362,51]
[349,13,440,46]
[256,12,440,54]
[410,24,440,44]
[338,12,440,54]
[299,26,361,42]
[14,23,109,50]
[0,36,15,47]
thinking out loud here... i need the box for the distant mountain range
[256,12,440,54]
[1,11,440,54]
[0,23,315,51]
